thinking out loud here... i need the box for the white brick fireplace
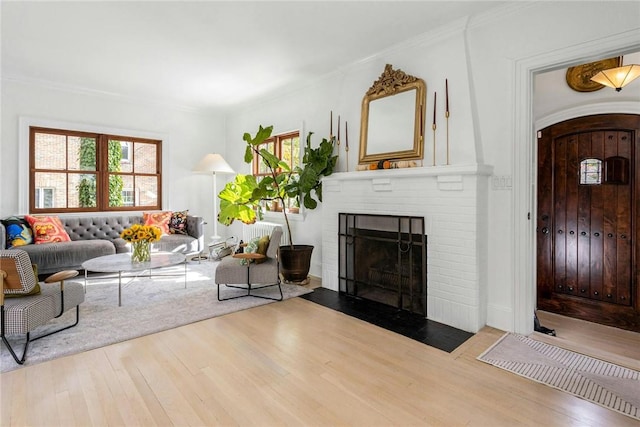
[322,164,492,333]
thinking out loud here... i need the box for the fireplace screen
[338,213,427,316]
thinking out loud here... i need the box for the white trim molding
[513,29,640,335]
[535,102,640,131]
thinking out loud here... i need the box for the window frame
[29,126,163,213]
[252,130,301,214]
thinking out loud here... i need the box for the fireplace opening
[338,213,427,316]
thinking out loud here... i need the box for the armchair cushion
[5,263,41,298]
[1,250,39,295]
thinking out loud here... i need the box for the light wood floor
[1,299,638,426]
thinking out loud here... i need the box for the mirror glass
[359,64,426,164]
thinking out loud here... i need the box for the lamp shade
[590,64,640,92]
[192,153,235,174]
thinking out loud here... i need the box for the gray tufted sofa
[0,214,204,275]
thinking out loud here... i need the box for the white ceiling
[2,1,507,111]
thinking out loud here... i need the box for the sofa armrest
[0,223,6,250]
[187,215,205,252]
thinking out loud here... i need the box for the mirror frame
[359,64,426,164]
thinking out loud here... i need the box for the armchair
[214,226,283,301]
[1,249,84,365]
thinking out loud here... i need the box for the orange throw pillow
[143,211,172,236]
[24,215,71,244]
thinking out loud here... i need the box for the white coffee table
[82,252,187,306]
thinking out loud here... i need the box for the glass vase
[131,241,151,263]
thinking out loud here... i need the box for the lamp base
[191,254,209,261]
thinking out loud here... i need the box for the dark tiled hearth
[301,288,473,353]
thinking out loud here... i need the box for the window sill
[262,210,304,222]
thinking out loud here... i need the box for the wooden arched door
[537,114,640,332]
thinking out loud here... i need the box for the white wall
[468,2,640,332]
[0,79,227,239]
[225,1,640,332]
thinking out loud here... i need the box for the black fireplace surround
[338,213,427,317]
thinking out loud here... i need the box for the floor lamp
[193,153,235,259]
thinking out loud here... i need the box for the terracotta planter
[279,245,314,283]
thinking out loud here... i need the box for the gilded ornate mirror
[359,64,426,164]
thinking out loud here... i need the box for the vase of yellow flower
[120,223,162,263]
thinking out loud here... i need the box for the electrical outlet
[492,175,512,191]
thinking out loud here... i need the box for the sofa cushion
[15,240,116,274]
[63,216,140,241]
[143,211,171,235]
[152,234,199,254]
[1,216,34,248]
[24,215,71,244]
[169,210,189,235]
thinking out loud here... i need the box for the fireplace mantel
[321,162,492,333]
[324,163,493,193]
[325,163,493,182]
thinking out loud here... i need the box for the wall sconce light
[590,64,640,92]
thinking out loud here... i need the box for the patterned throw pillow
[169,210,189,235]
[24,215,71,244]
[143,211,172,235]
[255,234,270,264]
[238,235,270,265]
[1,216,34,248]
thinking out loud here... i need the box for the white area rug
[1,259,311,373]
[478,333,640,420]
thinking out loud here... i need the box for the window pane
[580,158,602,185]
[134,142,157,174]
[34,133,66,170]
[282,136,300,169]
[135,176,158,207]
[119,141,133,172]
[35,188,55,209]
[120,175,135,207]
[70,136,96,171]
[257,142,275,175]
[67,173,95,208]
[34,172,67,208]
[107,139,125,173]
[107,174,126,207]
[74,173,97,207]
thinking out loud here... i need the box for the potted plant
[218,125,338,282]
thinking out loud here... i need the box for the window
[35,188,54,209]
[120,141,133,163]
[252,131,300,213]
[122,189,135,207]
[580,158,602,185]
[30,127,162,213]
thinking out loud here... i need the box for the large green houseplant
[218,125,338,282]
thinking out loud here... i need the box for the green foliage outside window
[77,138,124,207]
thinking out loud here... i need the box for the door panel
[537,114,640,332]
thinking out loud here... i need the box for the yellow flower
[121,224,162,243]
